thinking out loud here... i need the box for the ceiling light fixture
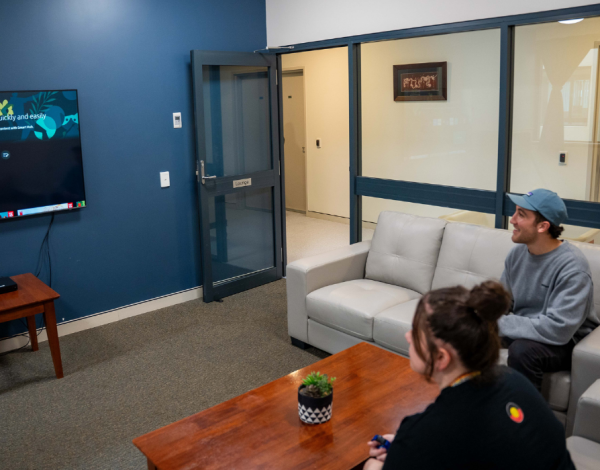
[559,18,584,24]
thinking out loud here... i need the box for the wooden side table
[0,273,63,378]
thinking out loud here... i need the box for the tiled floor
[285,211,374,265]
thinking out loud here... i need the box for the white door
[282,71,307,213]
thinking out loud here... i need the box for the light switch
[173,112,182,128]
[160,171,170,188]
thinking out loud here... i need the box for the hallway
[285,211,374,265]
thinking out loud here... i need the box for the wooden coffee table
[133,342,438,470]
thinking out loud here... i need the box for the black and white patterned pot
[298,385,333,424]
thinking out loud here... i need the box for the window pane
[209,188,275,284]
[362,196,494,241]
[203,65,272,178]
[361,29,500,190]
[511,18,600,202]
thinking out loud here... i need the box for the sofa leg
[291,337,308,349]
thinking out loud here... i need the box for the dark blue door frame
[191,50,283,302]
[276,54,288,275]
[495,24,514,230]
[349,43,362,244]
[273,3,600,244]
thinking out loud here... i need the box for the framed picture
[393,62,447,101]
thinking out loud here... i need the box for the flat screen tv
[0,89,86,220]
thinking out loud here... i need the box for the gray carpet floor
[0,280,328,470]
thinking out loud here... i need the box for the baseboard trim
[306,211,377,230]
[0,286,203,354]
[307,211,350,225]
[362,220,377,230]
[286,208,306,214]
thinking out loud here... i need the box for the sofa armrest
[573,380,600,443]
[567,326,600,435]
[286,241,371,343]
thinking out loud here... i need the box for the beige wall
[282,47,349,218]
[361,29,501,223]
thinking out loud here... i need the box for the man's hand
[367,434,394,461]
[363,458,384,470]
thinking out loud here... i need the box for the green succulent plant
[301,371,336,398]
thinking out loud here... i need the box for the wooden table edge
[11,273,60,297]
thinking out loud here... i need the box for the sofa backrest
[365,211,447,294]
[568,241,600,323]
[432,222,514,290]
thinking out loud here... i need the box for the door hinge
[279,160,281,175]
[276,74,278,85]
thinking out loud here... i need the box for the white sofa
[567,380,600,469]
[287,211,600,435]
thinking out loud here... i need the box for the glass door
[191,51,283,302]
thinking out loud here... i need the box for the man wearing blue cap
[499,189,598,391]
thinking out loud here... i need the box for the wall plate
[559,152,568,165]
[160,171,170,187]
[173,112,182,128]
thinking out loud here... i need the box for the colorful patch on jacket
[506,402,524,423]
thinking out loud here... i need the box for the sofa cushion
[373,298,421,355]
[366,212,447,294]
[566,436,600,470]
[541,371,571,412]
[306,280,421,340]
[432,222,514,290]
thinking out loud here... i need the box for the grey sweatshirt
[499,241,598,346]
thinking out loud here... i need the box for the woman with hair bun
[364,281,574,470]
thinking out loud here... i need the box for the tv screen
[0,89,86,219]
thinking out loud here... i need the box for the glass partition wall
[510,18,600,243]
[320,12,600,243]
[512,18,600,202]
[279,7,600,247]
[360,29,501,230]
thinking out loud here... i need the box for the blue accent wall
[0,0,267,338]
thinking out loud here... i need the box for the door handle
[200,160,216,185]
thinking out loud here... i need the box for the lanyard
[450,371,481,387]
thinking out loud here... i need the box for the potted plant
[298,371,336,424]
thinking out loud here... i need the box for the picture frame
[393,62,447,101]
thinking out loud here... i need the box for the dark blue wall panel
[0,0,267,337]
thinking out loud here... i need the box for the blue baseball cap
[508,189,568,226]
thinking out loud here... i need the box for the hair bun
[467,281,511,323]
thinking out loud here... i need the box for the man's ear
[537,220,550,234]
[435,347,452,372]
